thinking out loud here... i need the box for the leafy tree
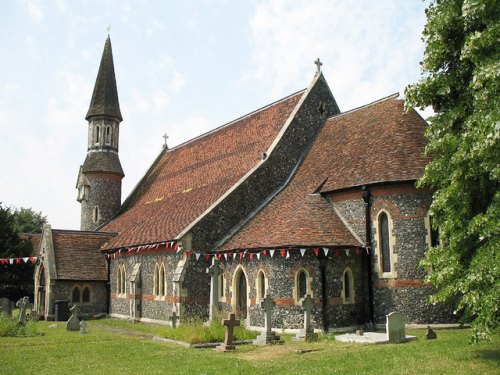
[11,207,47,234]
[405,0,499,342]
[0,204,42,301]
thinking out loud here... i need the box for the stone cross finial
[314,58,323,73]
[163,133,169,149]
[216,312,240,352]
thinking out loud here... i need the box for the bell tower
[77,35,124,231]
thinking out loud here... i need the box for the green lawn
[0,320,498,374]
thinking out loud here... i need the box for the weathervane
[163,133,169,150]
[107,25,111,35]
[314,58,323,74]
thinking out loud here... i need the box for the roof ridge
[166,89,306,153]
[51,229,117,236]
[330,92,399,120]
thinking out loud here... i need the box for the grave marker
[216,312,240,352]
[66,304,80,331]
[16,297,32,325]
[79,320,88,334]
[293,294,317,342]
[253,295,281,345]
[386,311,406,343]
[170,311,178,328]
[0,298,13,317]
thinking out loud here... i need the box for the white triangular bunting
[195,252,201,261]
[224,253,228,261]
[256,253,261,260]
[323,248,329,256]
[269,249,275,258]
[345,249,350,256]
[22,257,29,263]
[9,259,13,264]
[286,250,290,259]
[300,248,306,257]
[233,253,237,260]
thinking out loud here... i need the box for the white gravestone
[16,297,33,325]
[386,312,406,343]
[66,305,80,331]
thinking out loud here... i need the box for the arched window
[256,270,266,301]
[105,126,111,144]
[379,212,391,273]
[71,286,81,303]
[375,210,397,278]
[116,266,126,297]
[294,269,311,304]
[159,265,165,297]
[95,125,100,144]
[154,263,166,298]
[342,268,355,304]
[93,206,99,223]
[82,286,91,303]
[218,272,224,300]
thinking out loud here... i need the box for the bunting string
[0,257,38,265]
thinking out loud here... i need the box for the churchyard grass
[0,321,497,374]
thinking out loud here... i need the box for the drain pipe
[105,254,111,315]
[362,186,375,326]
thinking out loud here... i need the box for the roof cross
[314,58,323,74]
[163,133,169,149]
[107,25,112,35]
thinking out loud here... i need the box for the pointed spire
[85,36,122,121]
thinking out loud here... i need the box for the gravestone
[66,305,80,331]
[426,325,437,340]
[206,261,221,323]
[253,295,281,345]
[386,312,406,343]
[0,298,13,317]
[170,311,178,328]
[216,312,240,352]
[79,320,88,334]
[293,295,317,342]
[16,297,33,325]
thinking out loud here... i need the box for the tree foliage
[405,0,499,342]
[0,203,46,301]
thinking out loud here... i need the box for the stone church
[34,36,453,330]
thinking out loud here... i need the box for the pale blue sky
[0,0,429,229]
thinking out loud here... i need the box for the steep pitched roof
[52,230,114,280]
[220,95,429,251]
[319,95,430,193]
[101,90,305,249]
[85,36,122,121]
[81,152,124,176]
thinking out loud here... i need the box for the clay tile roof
[319,95,430,193]
[220,95,429,251]
[101,90,305,249]
[52,230,115,280]
[85,36,122,121]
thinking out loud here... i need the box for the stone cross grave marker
[386,311,406,343]
[79,320,88,334]
[0,297,13,317]
[207,261,221,322]
[293,294,317,342]
[216,312,240,352]
[170,311,178,328]
[66,304,80,331]
[253,295,281,345]
[16,297,32,325]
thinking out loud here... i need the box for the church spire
[85,36,122,121]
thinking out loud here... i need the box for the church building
[34,36,453,331]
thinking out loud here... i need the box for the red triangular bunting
[314,248,319,257]
[280,249,286,257]
[249,253,254,260]
[185,250,191,258]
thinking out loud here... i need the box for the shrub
[0,315,37,337]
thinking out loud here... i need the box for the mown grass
[94,317,258,344]
[0,320,498,375]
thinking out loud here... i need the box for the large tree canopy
[405,0,499,342]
